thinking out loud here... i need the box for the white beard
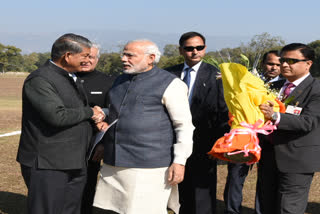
[123,69,144,74]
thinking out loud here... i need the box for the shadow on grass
[306,202,320,214]
[216,199,254,214]
[93,200,320,214]
[217,199,320,214]
[92,200,256,214]
[0,191,26,214]
[1,192,320,214]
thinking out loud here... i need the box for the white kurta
[94,165,180,214]
[93,78,194,214]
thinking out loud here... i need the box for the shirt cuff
[274,112,281,125]
[173,155,188,166]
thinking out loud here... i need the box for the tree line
[1,33,319,76]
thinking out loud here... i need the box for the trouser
[255,142,278,214]
[81,160,101,214]
[278,171,314,214]
[179,154,217,214]
[224,162,250,214]
[21,164,87,214]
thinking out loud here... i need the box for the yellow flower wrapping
[220,63,280,128]
[208,63,280,164]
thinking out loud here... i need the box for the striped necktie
[282,82,295,101]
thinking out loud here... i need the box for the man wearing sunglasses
[166,31,229,214]
[259,43,320,214]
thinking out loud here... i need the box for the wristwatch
[271,112,278,122]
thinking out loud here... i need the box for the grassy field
[0,73,319,214]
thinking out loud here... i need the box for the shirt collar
[50,60,77,82]
[268,75,280,83]
[283,73,310,87]
[183,61,202,73]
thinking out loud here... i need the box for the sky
[0,0,319,53]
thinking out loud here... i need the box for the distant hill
[0,30,251,54]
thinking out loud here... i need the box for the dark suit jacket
[273,75,320,173]
[17,60,93,170]
[77,69,117,107]
[165,62,229,155]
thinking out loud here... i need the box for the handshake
[91,106,109,131]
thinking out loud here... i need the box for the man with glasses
[259,43,320,214]
[16,33,105,214]
[93,39,194,214]
[166,32,229,214]
[77,44,117,214]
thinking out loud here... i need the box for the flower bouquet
[207,61,285,164]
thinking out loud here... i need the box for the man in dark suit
[224,50,283,214]
[165,31,229,214]
[16,33,105,214]
[78,44,117,214]
[260,43,319,214]
[255,50,284,214]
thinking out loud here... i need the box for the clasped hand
[91,106,105,123]
[259,101,274,121]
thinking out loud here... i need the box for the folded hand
[91,106,105,123]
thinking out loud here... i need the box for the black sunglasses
[279,58,308,65]
[183,45,205,52]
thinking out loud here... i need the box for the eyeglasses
[183,45,205,52]
[279,58,308,65]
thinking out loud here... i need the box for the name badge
[90,91,103,95]
[285,105,302,115]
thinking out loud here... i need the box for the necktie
[282,82,295,101]
[183,67,192,88]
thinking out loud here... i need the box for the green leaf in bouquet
[240,53,250,68]
[202,56,220,69]
[283,96,295,107]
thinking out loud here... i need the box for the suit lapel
[75,76,89,105]
[190,62,210,105]
[270,79,286,91]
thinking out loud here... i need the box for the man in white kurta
[93,40,194,214]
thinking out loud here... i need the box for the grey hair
[91,43,101,58]
[51,33,92,61]
[126,39,161,64]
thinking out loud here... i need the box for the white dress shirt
[279,73,310,99]
[181,61,202,102]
